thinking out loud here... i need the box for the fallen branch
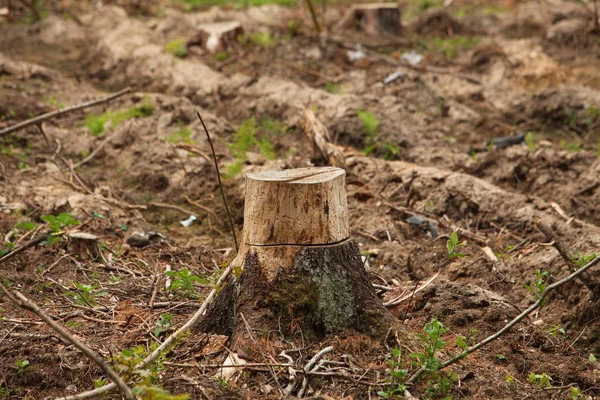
[0,279,134,400]
[0,230,50,265]
[298,346,334,397]
[303,109,347,170]
[0,87,132,137]
[535,220,596,292]
[406,254,600,385]
[57,263,233,400]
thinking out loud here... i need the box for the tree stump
[200,167,395,351]
[67,232,101,261]
[335,3,402,36]
[190,21,243,53]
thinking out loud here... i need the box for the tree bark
[199,167,395,349]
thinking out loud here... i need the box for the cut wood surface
[241,167,349,248]
[194,21,243,53]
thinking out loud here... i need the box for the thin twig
[0,230,50,265]
[183,195,221,222]
[298,346,334,397]
[406,254,600,385]
[0,87,132,136]
[73,129,120,169]
[148,202,197,217]
[197,111,238,253]
[305,0,322,33]
[240,312,283,394]
[58,263,233,400]
[535,219,596,291]
[0,279,134,400]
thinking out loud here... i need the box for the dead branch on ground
[0,279,134,400]
[0,87,131,136]
[58,264,233,400]
[406,254,600,385]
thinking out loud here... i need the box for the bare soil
[1,0,600,399]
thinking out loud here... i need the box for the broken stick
[0,87,132,136]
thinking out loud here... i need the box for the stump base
[199,239,396,351]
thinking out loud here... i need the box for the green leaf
[16,222,36,231]
[456,336,467,350]
[589,353,597,363]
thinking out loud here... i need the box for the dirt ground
[1,0,600,398]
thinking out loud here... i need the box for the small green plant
[65,282,108,307]
[250,32,278,48]
[93,377,107,388]
[357,110,381,155]
[165,268,207,299]
[167,124,194,144]
[133,385,190,400]
[528,372,552,387]
[523,269,549,305]
[16,360,30,371]
[447,231,466,258]
[165,39,187,58]
[525,132,536,152]
[560,139,583,152]
[214,52,229,62]
[378,348,408,398]
[423,36,480,59]
[325,82,340,94]
[85,97,154,136]
[410,318,456,397]
[548,324,565,336]
[224,117,280,178]
[568,386,584,399]
[589,353,597,363]
[382,142,399,160]
[572,252,597,268]
[41,212,80,233]
[153,313,173,337]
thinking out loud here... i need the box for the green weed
[214,52,229,62]
[85,97,153,136]
[65,282,108,307]
[15,360,30,371]
[523,269,549,305]
[572,252,597,269]
[560,140,583,152]
[423,36,480,59]
[165,39,187,58]
[548,325,565,336]
[525,132,537,152]
[224,116,281,178]
[133,385,190,400]
[165,268,207,299]
[528,372,552,387]
[325,82,340,94]
[378,348,407,398]
[41,212,80,233]
[447,231,466,258]
[153,313,173,337]
[250,32,278,48]
[357,109,381,155]
[167,124,194,144]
